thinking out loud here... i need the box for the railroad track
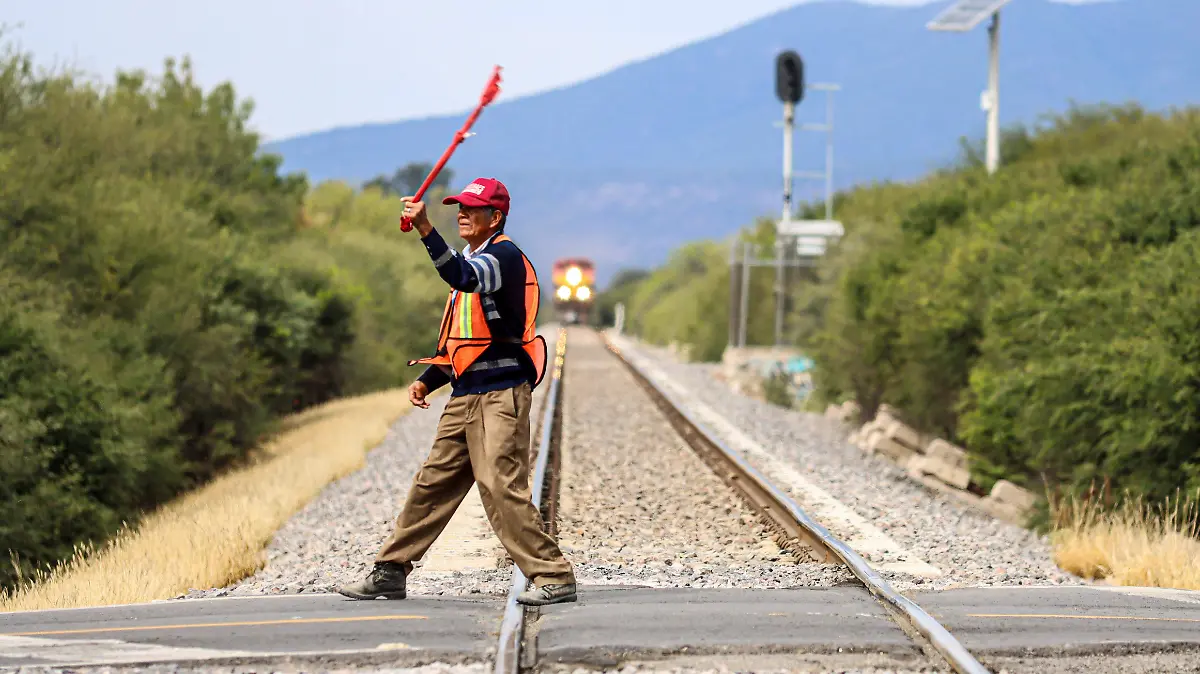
[495,326,990,674]
[3,325,1195,673]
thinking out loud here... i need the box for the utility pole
[782,99,795,222]
[738,242,751,348]
[824,86,835,220]
[774,50,804,347]
[728,240,742,348]
[776,98,795,347]
[798,83,840,232]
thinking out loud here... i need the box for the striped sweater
[415,228,536,397]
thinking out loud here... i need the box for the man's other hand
[408,380,431,408]
[400,196,433,235]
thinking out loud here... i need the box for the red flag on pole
[400,66,503,232]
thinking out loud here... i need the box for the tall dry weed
[1050,485,1200,590]
[2,389,413,612]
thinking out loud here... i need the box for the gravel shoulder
[609,332,1083,593]
[554,327,853,589]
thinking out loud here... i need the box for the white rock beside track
[607,332,1084,593]
[554,328,855,589]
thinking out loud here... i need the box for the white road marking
[0,634,256,667]
[612,336,942,578]
[0,590,348,618]
[953,584,1200,606]
[1085,585,1200,606]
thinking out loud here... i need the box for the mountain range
[264,0,1200,287]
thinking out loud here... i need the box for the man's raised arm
[401,196,501,295]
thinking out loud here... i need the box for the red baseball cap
[443,177,510,216]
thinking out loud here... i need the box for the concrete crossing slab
[911,586,1200,654]
[0,593,503,669]
[532,585,919,668]
[5,584,1200,671]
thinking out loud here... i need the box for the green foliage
[0,274,183,587]
[594,267,650,328]
[600,217,781,362]
[0,39,459,592]
[621,240,737,362]
[612,101,1200,509]
[806,102,1200,503]
[284,181,462,393]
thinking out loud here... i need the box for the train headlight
[556,285,572,301]
[566,267,582,287]
[575,285,591,301]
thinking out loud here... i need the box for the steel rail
[601,331,991,674]
[494,327,568,674]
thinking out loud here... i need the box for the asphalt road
[3,585,1199,672]
[0,593,501,670]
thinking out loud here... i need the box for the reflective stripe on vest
[409,234,547,388]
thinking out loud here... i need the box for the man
[338,177,577,606]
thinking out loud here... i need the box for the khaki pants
[376,382,575,587]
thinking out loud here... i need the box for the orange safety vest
[409,234,547,388]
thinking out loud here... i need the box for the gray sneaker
[338,562,407,600]
[516,583,577,606]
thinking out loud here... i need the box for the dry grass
[1,388,416,612]
[1050,489,1200,590]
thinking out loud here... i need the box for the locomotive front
[551,258,595,325]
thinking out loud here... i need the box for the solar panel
[927,0,1011,31]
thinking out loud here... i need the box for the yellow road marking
[970,613,1200,623]
[4,615,428,637]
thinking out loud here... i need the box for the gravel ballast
[554,328,854,589]
[608,333,1083,593]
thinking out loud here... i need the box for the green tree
[364,162,455,197]
[0,38,462,593]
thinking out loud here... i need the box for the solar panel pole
[928,0,1012,174]
[985,11,1001,174]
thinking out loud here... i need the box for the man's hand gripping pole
[400,65,503,232]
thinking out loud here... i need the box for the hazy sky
[7,0,956,140]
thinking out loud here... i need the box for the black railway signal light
[775,50,804,104]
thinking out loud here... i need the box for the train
[550,258,595,325]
